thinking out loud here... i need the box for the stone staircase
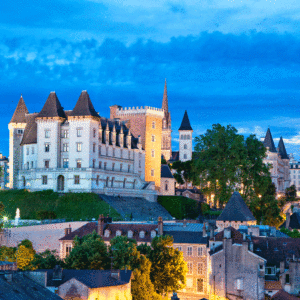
[98,194,173,221]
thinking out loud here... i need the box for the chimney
[53,265,63,280]
[111,269,120,280]
[286,213,291,229]
[224,228,231,239]
[65,224,72,235]
[183,219,187,227]
[105,124,110,145]
[158,217,163,236]
[97,214,104,237]
[280,261,285,274]
[203,222,207,237]
[126,129,132,149]
[210,226,214,239]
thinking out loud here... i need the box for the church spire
[10,95,29,124]
[162,79,168,113]
[263,128,277,153]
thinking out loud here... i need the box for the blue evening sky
[1,0,300,158]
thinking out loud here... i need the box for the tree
[0,201,4,231]
[148,235,187,296]
[0,246,16,262]
[171,160,199,187]
[16,245,36,270]
[285,185,297,201]
[64,231,110,270]
[31,249,64,269]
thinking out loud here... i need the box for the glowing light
[3,216,8,221]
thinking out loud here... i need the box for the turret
[126,129,132,149]
[179,110,193,162]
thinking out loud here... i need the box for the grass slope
[157,196,200,219]
[0,190,121,221]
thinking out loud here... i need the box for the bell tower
[179,110,193,162]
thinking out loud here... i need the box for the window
[197,279,204,293]
[198,263,204,275]
[98,145,101,156]
[44,160,50,168]
[26,162,29,169]
[74,175,80,184]
[93,128,96,138]
[128,165,131,173]
[104,162,107,170]
[116,230,121,237]
[77,128,82,137]
[177,246,182,252]
[184,144,187,149]
[152,135,155,142]
[45,130,50,138]
[151,169,154,177]
[184,154,187,159]
[104,230,110,237]
[93,143,96,153]
[151,150,155,158]
[96,175,99,186]
[120,163,123,172]
[66,244,72,255]
[31,161,34,169]
[187,135,190,140]
[17,129,23,134]
[63,143,69,152]
[31,147,34,154]
[152,121,155,129]
[286,274,290,284]
[139,160,141,168]
[236,279,243,290]
[187,262,193,274]
[76,143,82,152]
[151,230,156,238]
[92,159,96,168]
[112,163,115,171]
[62,130,69,138]
[45,143,50,152]
[187,246,192,256]
[99,161,102,169]
[198,247,205,257]
[139,231,145,238]
[113,148,115,157]
[26,147,29,155]
[42,175,47,185]
[76,159,81,168]
[128,230,133,238]
[63,158,69,168]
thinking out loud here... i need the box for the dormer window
[139,231,145,238]
[104,230,110,237]
[151,230,156,238]
[116,230,121,237]
[128,230,133,238]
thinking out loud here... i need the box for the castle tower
[8,96,28,188]
[179,110,193,162]
[161,79,172,161]
[110,106,164,188]
[278,136,290,191]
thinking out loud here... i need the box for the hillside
[0,190,121,221]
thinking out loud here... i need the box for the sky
[1,0,300,158]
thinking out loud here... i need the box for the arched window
[184,144,187,149]
[128,230,133,238]
[139,231,145,238]
[104,230,110,237]
[151,231,156,238]
[116,230,121,237]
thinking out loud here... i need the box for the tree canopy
[31,249,64,269]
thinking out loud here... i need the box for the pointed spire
[70,91,99,118]
[162,79,168,113]
[263,128,277,153]
[38,92,66,119]
[278,137,289,159]
[10,95,29,123]
[179,110,193,131]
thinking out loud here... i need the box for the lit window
[45,143,50,152]
[198,263,203,275]
[76,159,81,168]
[139,231,145,238]
[187,262,193,274]
[152,121,155,129]
[116,230,121,237]
[76,143,82,152]
[128,230,133,238]
[45,130,50,138]
[63,158,69,168]
[187,246,192,256]
[63,143,69,152]
[44,160,50,168]
[74,175,80,184]
[42,175,47,185]
[151,169,154,176]
[77,128,82,137]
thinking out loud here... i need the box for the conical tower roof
[217,192,256,222]
[179,110,192,131]
[263,128,277,153]
[10,95,29,123]
[278,137,289,159]
[70,91,99,118]
[38,92,66,119]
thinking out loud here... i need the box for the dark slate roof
[217,192,256,222]
[37,92,66,119]
[178,110,193,131]
[69,91,99,118]
[20,113,39,145]
[271,289,300,300]
[169,151,179,162]
[213,227,244,242]
[281,213,300,230]
[252,236,300,267]
[59,222,158,243]
[278,137,289,159]
[263,128,277,153]
[40,269,132,289]
[0,273,62,300]
[161,164,174,179]
[165,230,208,244]
[10,96,29,123]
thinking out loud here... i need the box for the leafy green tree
[64,231,110,270]
[285,185,297,201]
[149,235,187,296]
[31,249,64,269]
[171,160,199,187]
[18,239,34,250]
[0,246,16,262]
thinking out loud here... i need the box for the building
[9,91,157,201]
[26,266,132,300]
[216,191,257,231]
[160,164,176,195]
[0,153,9,189]
[263,128,290,195]
[289,157,300,195]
